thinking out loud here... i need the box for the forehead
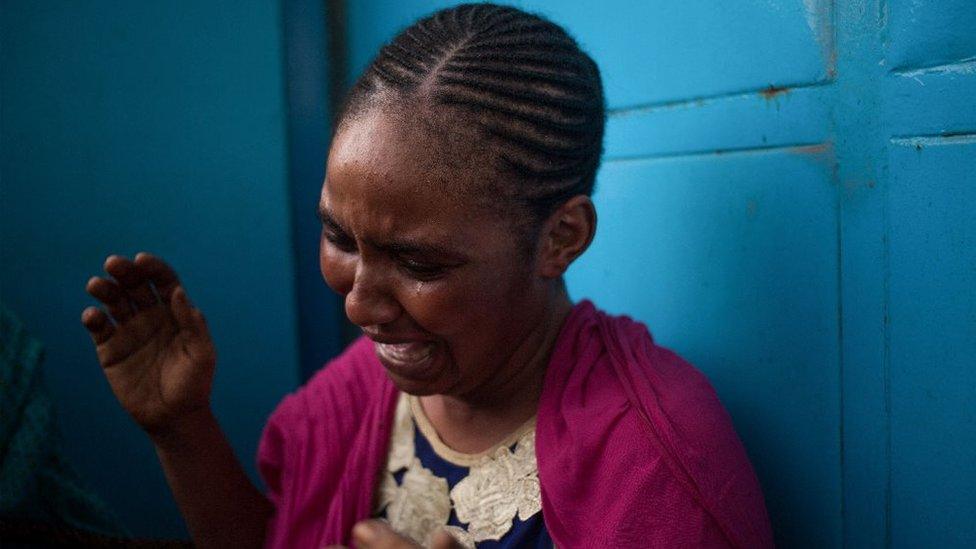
[330,108,450,193]
[322,108,496,242]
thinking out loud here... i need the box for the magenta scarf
[257,300,773,548]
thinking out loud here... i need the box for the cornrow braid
[338,2,606,223]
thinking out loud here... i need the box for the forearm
[152,408,273,549]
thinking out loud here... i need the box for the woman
[81,4,772,548]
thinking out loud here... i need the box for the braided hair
[337,3,605,228]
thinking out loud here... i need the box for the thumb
[352,519,419,548]
[430,530,466,549]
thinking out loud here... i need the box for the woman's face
[319,108,552,397]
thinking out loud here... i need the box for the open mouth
[374,341,439,381]
[375,341,433,364]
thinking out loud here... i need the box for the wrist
[149,405,218,452]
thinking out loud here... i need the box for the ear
[537,195,597,278]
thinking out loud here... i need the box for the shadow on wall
[0,1,309,538]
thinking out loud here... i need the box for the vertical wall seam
[835,148,846,549]
[828,3,846,546]
[282,0,346,381]
[325,0,361,346]
[881,130,892,549]
[830,0,838,75]
[821,3,850,546]
[277,0,306,386]
[878,2,892,545]
[327,0,348,124]
[835,0,891,545]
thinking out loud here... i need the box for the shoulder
[262,336,387,430]
[257,336,389,474]
[543,300,720,418]
[538,301,772,547]
[567,300,749,481]
[257,337,400,545]
[574,300,728,430]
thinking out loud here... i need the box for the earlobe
[538,195,597,278]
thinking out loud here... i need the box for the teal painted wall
[4,0,972,544]
[347,1,976,547]
[1,1,310,538]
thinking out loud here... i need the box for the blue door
[348,1,976,546]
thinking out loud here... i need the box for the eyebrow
[317,203,470,262]
[317,204,346,234]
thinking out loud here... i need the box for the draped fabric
[535,301,773,548]
[258,300,773,548]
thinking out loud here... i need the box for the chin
[386,374,444,396]
[372,343,457,395]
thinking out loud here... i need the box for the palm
[106,306,210,427]
[83,253,215,435]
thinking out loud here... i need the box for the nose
[343,261,401,328]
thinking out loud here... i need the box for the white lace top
[374,393,544,548]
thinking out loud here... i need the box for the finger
[134,251,181,303]
[171,286,198,333]
[86,276,134,323]
[352,520,418,549]
[104,255,158,310]
[81,306,142,368]
[81,306,115,345]
[171,286,215,366]
[430,531,464,549]
[96,325,156,369]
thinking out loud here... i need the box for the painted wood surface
[347,1,976,546]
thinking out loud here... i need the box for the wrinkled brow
[316,203,470,261]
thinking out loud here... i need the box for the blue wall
[281,0,348,382]
[1,1,312,538]
[4,1,973,545]
[347,1,976,547]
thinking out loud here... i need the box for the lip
[362,330,429,345]
[364,331,440,380]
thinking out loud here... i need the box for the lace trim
[408,394,537,467]
[376,393,542,545]
[449,431,541,541]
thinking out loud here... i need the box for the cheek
[403,262,531,340]
[319,239,355,295]
[394,279,462,333]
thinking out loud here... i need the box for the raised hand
[81,252,216,438]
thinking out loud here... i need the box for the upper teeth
[377,342,433,363]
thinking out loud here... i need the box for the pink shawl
[257,300,773,548]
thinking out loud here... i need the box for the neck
[419,285,573,454]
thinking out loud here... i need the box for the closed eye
[397,257,449,280]
[322,226,357,253]
[317,207,358,253]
